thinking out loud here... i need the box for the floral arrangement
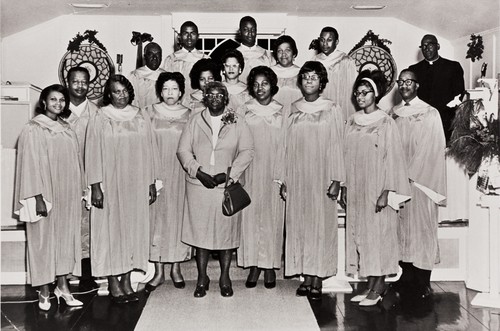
[466,34,484,62]
[447,99,500,176]
[221,109,237,125]
[349,30,392,55]
[67,30,106,52]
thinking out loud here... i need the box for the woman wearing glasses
[281,61,345,300]
[177,81,254,298]
[344,70,410,306]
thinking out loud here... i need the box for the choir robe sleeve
[408,110,446,204]
[85,110,105,186]
[177,118,202,179]
[14,124,53,222]
[329,104,346,183]
[382,119,411,209]
[227,117,255,182]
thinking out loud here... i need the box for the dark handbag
[222,167,251,216]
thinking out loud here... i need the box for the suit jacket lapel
[198,110,213,142]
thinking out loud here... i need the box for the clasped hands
[90,182,158,208]
[196,169,227,189]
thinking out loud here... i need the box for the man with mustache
[66,66,99,291]
[129,42,165,109]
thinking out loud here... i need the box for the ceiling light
[351,5,386,10]
[69,3,109,9]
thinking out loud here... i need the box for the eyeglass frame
[301,74,320,81]
[396,79,418,87]
[353,90,374,97]
[205,93,225,101]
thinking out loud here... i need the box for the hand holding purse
[222,167,251,216]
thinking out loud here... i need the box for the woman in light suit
[177,81,254,298]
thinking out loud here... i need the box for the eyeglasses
[419,42,437,49]
[353,90,374,97]
[396,79,417,87]
[302,74,320,81]
[205,93,225,100]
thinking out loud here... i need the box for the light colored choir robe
[312,50,357,122]
[163,48,208,97]
[271,64,302,120]
[14,114,82,286]
[284,97,345,277]
[237,99,285,269]
[177,109,254,250]
[237,44,276,84]
[391,97,446,270]
[85,105,160,276]
[345,110,411,277]
[147,103,193,263]
[128,66,166,109]
[223,81,251,113]
[182,89,205,115]
[67,99,99,259]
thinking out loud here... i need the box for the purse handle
[225,167,232,188]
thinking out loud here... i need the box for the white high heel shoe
[359,290,382,306]
[54,287,83,307]
[37,291,51,311]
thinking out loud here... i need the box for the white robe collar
[294,96,332,114]
[152,102,189,118]
[237,44,266,58]
[70,99,89,117]
[223,81,247,95]
[32,114,69,133]
[272,64,300,79]
[314,50,347,68]
[132,66,165,81]
[174,48,206,63]
[101,104,140,121]
[245,99,283,116]
[353,109,387,126]
[393,97,430,117]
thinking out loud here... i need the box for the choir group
[14,15,458,311]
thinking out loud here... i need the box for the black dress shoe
[144,283,157,293]
[220,285,233,297]
[245,267,261,288]
[108,294,129,304]
[172,280,185,289]
[194,279,210,298]
[264,269,276,289]
[308,287,322,301]
[264,281,276,289]
[296,284,311,297]
[125,292,139,302]
[245,280,257,288]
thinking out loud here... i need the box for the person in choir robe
[14,84,83,311]
[271,35,302,120]
[311,26,357,122]
[183,58,222,114]
[344,70,411,307]
[281,61,345,301]
[144,72,192,293]
[386,69,446,302]
[66,66,100,291]
[128,42,166,109]
[86,75,160,304]
[163,21,208,98]
[177,81,254,298]
[236,66,285,289]
[408,34,465,143]
[236,16,276,83]
[221,49,251,112]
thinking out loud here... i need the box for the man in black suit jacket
[409,34,465,143]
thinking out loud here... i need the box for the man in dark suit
[409,34,465,143]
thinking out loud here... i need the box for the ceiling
[1,0,498,40]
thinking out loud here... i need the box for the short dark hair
[273,35,298,61]
[189,59,222,90]
[102,74,135,106]
[221,49,245,72]
[36,84,71,119]
[320,26,339,41]
[399,68,419,82]
[239,16,257,29]
[155,72,186,102]
[144,42,161,54]
[297,61,329,92]
[247,66,279,98]
[353,70,387,103]
[66,66,90,85]
[180,21,198,33]
[203,81,229,107]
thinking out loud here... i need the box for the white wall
[0,13,464,110]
